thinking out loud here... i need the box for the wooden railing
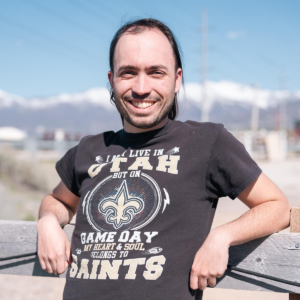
[1,207,300,299]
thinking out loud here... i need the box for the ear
[108,71,114,89]
[175,68,182,93]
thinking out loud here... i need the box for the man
[37,19,291,300]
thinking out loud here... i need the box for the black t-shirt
[56,120,261,300]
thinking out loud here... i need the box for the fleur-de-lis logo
[98,180,144,229]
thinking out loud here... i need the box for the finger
[39,257,47,271]
[63,259,69,271]
[207,276,217,287]
[198,276,208,290]
[57,242,71,272]
[45,260,54,274]
[189,271,199,290]
[48,257,57,275]
[37,251,46,270]
[56,252,66,275]
[65,242,72,264]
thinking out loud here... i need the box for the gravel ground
[1,158,299,300]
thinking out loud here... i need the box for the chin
[126,116,162,129]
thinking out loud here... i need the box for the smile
[129,101,156,109]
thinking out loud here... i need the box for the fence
[0,130,296,163]
[0,207,300,299]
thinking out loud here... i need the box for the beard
[113,92,175,129]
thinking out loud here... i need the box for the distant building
[0,127,27,141]
[0,127,27,149]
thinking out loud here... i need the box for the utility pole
[201,9,209,122]
[279,70,287,131]
[251,84,259,132]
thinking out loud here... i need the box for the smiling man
[37,19,291,300]
[108,26,182,132]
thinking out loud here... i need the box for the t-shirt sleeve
[206,125,262,200]
[55,145,80,197]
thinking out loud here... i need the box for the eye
[151,70,165,77]
[119,70,135,77]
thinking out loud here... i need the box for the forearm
[37,193,73,275]
[211,198,291,247]
[38,194,74,227]
[190,174,292,291]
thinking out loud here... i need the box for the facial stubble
[114,92,175,129]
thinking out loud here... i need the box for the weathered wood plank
[0,220,300,293]
[290,207,300,299]
[0,220,74,278]
[215,233,300,293]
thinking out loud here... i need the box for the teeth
[131,101,154,108]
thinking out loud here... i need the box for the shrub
[0,147,48,192]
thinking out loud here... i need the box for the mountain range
[1,81,299,135]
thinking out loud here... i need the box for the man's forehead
[113,28,175,69]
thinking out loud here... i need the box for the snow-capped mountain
[0,88,114,110]
[182,81,292,109]
[0,81,299,134]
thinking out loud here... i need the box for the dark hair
[109,18,184,120]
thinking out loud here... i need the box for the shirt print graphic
[69,147,180,281]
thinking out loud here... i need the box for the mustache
[123,94,161,102]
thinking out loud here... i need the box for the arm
[37,181,80,276]
[190,173,292,290]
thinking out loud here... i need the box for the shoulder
[173,120,224,137]
[77,130,120,149]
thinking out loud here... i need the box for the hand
[190,230,230,290]
[37,214,71,276]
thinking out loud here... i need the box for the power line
[256,53,280,71]
[161,7,257,85]
[0,27,99,70]
[65,0,114,27]
[213,26,283,80]
[213,46,254,77]
[21,0,106,40]
[0,13,100,62]
[161,7,283,86]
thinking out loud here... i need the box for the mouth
[128,100,156,109]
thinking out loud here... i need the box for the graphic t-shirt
[56,120,262,300]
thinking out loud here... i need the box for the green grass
[23,213,37,221]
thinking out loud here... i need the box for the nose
[132,73,151,96]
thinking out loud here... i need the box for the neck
[123,118,168,133]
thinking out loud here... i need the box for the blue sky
[0,0,299,97]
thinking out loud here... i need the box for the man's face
[108,28,182,132]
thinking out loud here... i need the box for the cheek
[114,80,132,97]
[152,80,175,99]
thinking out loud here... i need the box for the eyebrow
[147,65,169,71]
[116,64,169,74]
